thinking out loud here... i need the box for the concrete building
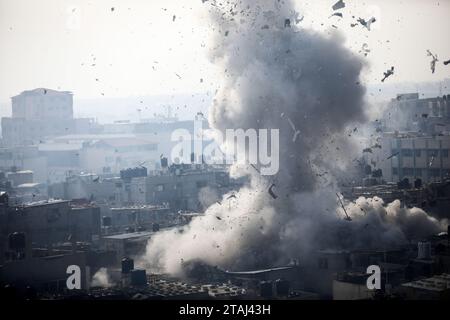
[1,88,99,146]
[383,93,450,134]
[123,164,231,211]
[0,199,101,255]
[399,273,450,299]
[369,132,450,184]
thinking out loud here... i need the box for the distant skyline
[1,0,450,103]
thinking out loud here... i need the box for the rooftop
[402,274,450,292]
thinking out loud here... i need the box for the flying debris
[357,17,376,31]
[427,50,439,74]
[284,19,291,28]
[281,114,301,142]
[444,60,450,66]
[329,12,343,19]
[332,0,346,11]
[227,194,237,200]
[250,164,261,174]
[336,193,351,221]
[360,43,370,57]
[93,177,100,183]
[363,148,373,153]
[381,66,395,82]
[173,15,176,22]
[268,184,278,199]
[386,151,399,160]
[293,12,304,24]
[216,216,222,221]
[429,156,435,167]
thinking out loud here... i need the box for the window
[401,149,413,157]
[429,169,440,177]
[415,168,423,177]
[428,149,439,157]
[414,149,421,157]
[196,181,207,189]
[156,184,164,192]
[403,168,414,176]
[441,150,449,158]
[318,258,328,269]
[392,167,399,175]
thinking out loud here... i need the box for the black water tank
[8,232,26,251]
[414,178,422,189]
[152,223,160,232]
[275,279,290,296]
[161,157,168,168]
[102,216,112,227]
[130,269,147,286]
[121,258,134,274]
[260,281,273,299]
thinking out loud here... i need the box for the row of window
[393,167,450,177]
[398,149,449,158]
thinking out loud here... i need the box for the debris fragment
[329,12,343,19]
[216,216,222,221]
[227,194,237,200]
[332,0,346,11]
[426,50,439,74]
[359,43,370,57]
[381,66,394,82]
[429,156,435,167]
[293,12,304,24]
[284,19,291,28]
[386,151,399,160]
[173,15,176,22]
[444,60,450,66]
[250,164,260,174]
[281,114,301,142]
[336,193,351,221]
[357,17,376,31]
[268,184,278,199]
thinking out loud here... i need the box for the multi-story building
[1,88,98,146]
[369,132,450,184]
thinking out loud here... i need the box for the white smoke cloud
[140,0,446,276]
[91,268,112,288]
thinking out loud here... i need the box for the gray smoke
[141,0,445,275]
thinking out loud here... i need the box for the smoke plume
[141,0,445,275]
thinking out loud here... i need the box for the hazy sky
[0,0,449,103]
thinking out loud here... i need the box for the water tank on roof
[8,232,26,251]
[417,241,431,260]
[121,258,134,274]
[161,157,168,168]
[102,216,112,227]
[275,279,290,297]
[130,269,147,286]
[260,281,273,299]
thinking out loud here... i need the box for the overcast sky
[0,0,449,103]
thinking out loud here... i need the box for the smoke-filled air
[141,0,445,276]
